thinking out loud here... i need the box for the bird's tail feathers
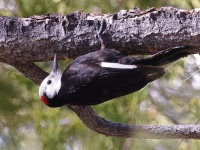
[121,46,192,66]
[145,46,192,66]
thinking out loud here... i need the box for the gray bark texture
[0,6,200,139]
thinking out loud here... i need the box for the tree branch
[1,6,200,139]
[68,105,200,139]
[13,62,48,84]
[0,6,200,64]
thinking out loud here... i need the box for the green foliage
[3,0,199,17]
[0,0,200,150]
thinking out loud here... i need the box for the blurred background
[0,0,200,150]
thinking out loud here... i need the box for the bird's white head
[39,54,62,106]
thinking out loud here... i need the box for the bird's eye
[47,80,52,85]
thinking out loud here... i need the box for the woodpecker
[39,21,191,107]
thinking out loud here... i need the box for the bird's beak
[52,54,58,73]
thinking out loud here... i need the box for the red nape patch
[41,96,49,105]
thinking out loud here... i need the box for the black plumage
[46,46,190,107]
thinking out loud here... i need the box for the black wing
[60,49,165,105]
[60,47,190,105]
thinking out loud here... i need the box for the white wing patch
[100,62,137,69]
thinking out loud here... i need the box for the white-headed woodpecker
[39,20,191,107]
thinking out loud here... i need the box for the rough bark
[0,6,200,139]
[69,105,200,139]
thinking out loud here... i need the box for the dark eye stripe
[47,80,52,85]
